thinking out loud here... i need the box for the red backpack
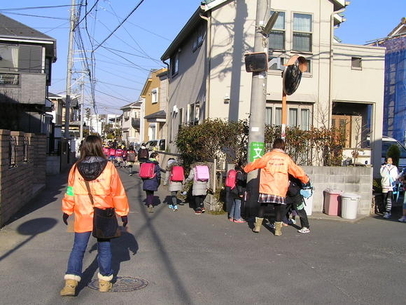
[170,165,185,182]
[195,165,210,181]
[225,169,239,189]
[139,162,156,179]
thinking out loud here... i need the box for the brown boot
[253,217,264,233]
[274,221,283,236]
[98,273,113,292]
[60,274,81,296]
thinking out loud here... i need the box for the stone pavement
[1,164,406,305]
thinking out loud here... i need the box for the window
[266,104,311,130]
[151,88,158,104]
[275,107,282,126]
[269,12,285,51]
[293,13,312,52]
[288,108,298,127]
[351,57,362,70]
[193,24,205,52]
[170,52,179,76]
[301,109,310,130]
[265,108,272,125]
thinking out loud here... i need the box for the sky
[0,0,405,115]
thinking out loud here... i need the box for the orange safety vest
[243,149,309,198]
[62,161,129,233]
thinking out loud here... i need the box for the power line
[93,0,145,52]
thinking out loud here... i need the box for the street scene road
[1,164,406,305]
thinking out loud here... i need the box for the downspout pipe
[199,11,211,120]
[329,7,346,128]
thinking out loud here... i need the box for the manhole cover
[88,276,148,292]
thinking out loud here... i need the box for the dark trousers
[145,190,154,206]
[194,195,205,210]
[288,194,310,228]
[257,203,285,222]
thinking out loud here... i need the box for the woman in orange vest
[244,138,309,236]
[60,135,129,296]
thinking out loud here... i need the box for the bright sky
[0,1,405,114]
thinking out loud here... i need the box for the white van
[381,136,406,169]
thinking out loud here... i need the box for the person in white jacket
[380,157,399,219]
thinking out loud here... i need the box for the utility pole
[64,0,76,138]
[247,0,268,163]
[245,0,268,219]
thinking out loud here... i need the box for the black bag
[92,207,121,239]
[84,180,121,240]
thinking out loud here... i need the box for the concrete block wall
[0,129,46,227]
[303,166,373,216]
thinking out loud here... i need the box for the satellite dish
[283,56,307,95]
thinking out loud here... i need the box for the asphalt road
[1,164,406,305]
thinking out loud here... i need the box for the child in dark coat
[142,152,165,213]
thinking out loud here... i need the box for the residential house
[160,0,386,177]
[140,68,168,145]
[371,18,406,145]
[0,13,56,134]
[120,101,142,146]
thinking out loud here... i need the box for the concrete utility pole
[64,0,76,138]
[247,0,268,165]
[245,0,269,218]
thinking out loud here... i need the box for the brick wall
[0,129,46,227]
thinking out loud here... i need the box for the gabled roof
[0,13,57,61]
[387,17,406,38]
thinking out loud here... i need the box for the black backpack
[138,148,149,160]
[287,175,302,197]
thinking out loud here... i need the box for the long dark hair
[77,135,106,163]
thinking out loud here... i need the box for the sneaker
[201,208,206,213]
[233,219,246,223]
[148,205,154,213]
[298,227,310,234]
[383,212,391,219]
[168,205,173,209]
[282,222,289,227]
[173,205,178,211]
[398,216,406,222]
[228,218,234,222]
[195,209,202,215]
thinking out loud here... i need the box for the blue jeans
[66,232,113,278]
[229,198,242,220]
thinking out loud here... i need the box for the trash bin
[323,189,343,216]
[340,193,361,219]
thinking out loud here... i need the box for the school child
[138,145,149,164]
[164,158,185,211]
[126,146,137,176]
[286,175,311,233]
[140,152,165,213]
[115,146,124,167]
[225,162,247,223]
[184,162,210,215]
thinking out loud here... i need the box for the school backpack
[225,169,240,189]
[170,165,185,182]
[127,150,136,162]
[195,165,210,181]
[139,162,156,179]
[138,148,149,160]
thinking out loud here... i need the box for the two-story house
[140,68,168,145]
[120,101,142,145]
[161,0,386,176]
[0,13,56,134]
